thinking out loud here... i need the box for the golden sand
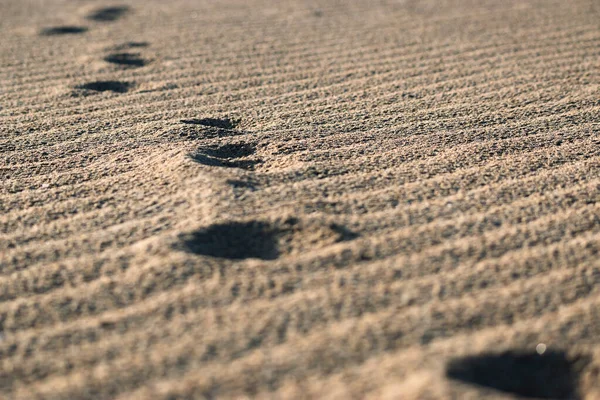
[1,0,600,398]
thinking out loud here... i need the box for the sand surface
[1,0,600,398]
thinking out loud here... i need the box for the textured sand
[1,0,600,398]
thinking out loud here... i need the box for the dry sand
[1,0,600,398]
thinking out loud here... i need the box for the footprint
[104,52,147,67]
[178,218,358,260]
[202,143,256,159]
[40,26,87,36]
[76,81,132,93]
[190,143,260,170]
[181,118,237,130]
[87,6,130,22]
[179,221,281,260]
[446,350,590,399]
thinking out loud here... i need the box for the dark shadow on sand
[41,26,87,35]
[76,81,132,93]
[446,350,589,399]
[190,143,260,170]
[180,221,281,260]
[87,6,130,22]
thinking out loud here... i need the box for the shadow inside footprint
[446,350,589,399]
[104,53,147,67]
[203,143,255,159]
[41,26,87,35]
[190,143,259,170]
[191,156,260,170]
[87,6,130,21]
[180,218,358,261]
[76,81,132,93]
[180,221,280,260]
[181,118,237,130]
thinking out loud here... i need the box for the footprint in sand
[40,26,88,36]
[180,220,281,260]
[180,117,359,261]
[87,6,130,22]
[104,42,150,67]
[446,350,590,399]
[181,118,238,130]
[104,52,148,67]
[76,80,132,94]
[178,218,358,261]
[190,142,260,170]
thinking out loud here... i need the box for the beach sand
[1,0,600,398]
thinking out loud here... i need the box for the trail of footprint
[40,26,87,36]
[87,6,130,22]
[177,117,359,260]
[75,81,132,93]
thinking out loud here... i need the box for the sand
[1,0,600,398]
